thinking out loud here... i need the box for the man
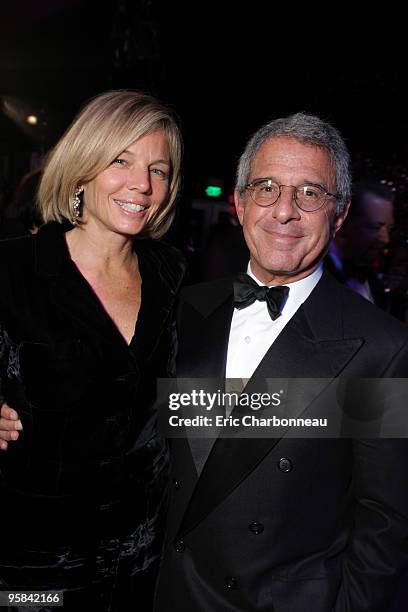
[154,114,408,611]
[2,114,408,611]
[327,178,394,305]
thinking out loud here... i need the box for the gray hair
[236,112,351,214]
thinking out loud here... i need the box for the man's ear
[234,189,245,226]
[332,200,351,238]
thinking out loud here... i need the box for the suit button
[174,539,185,553]
[225,576,238,590]
[278,457,293,472]
[173,478,181,490]
[249,521,264,534]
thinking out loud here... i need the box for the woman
[0,90,185,610]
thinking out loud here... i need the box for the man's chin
[251,259,319,284]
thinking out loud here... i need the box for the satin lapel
[179,272,364,536]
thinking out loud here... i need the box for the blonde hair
[38,90,182,238]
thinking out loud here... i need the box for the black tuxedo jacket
[155,272,408,612]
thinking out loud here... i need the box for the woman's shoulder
[143,239,186,265]
[0,234,36,270]
[0,222,72,277]
[135,239,187,294]
[0,235,37,315]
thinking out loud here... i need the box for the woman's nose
[127,168,151,193]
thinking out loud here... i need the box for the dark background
[1,1,407,209]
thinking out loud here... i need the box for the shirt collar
[247,262,323,315]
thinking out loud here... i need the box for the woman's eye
[112,158,127,166]
[151,168,168,178]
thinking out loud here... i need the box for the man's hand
[0,403,23,450]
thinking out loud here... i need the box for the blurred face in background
[341,192,394,264]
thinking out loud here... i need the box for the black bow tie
[233,273,289,321]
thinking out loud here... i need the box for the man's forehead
[252,137,334,183]
[360,193,394,221]
[254,137,331,163]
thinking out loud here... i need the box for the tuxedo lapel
[178,272,364,536]
[167,279,235,535]
[176,278,235,378]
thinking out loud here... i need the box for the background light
[205,185,223,198]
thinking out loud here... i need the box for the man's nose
[271,186,301,222]
[378,225,391,244]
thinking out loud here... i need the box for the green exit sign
[205,185,223,197]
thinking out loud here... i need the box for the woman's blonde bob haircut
[38,89,182,239]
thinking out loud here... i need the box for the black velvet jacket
[0,222,185,604]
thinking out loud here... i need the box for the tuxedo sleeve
[334,342,408,612]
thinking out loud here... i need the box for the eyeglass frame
[245,178,340,212]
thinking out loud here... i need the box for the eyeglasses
[245,178,339,212]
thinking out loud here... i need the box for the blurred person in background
[327,178,395,306]
[384,189,408,322]
[0,168,43,238]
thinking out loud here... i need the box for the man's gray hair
[236,112,351,214]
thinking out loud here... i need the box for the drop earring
[72,185,84,223]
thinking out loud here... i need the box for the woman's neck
[65,224,137,275]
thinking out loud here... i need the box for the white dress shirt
[226,264,323,379]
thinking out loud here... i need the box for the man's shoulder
[321,272,408,342]
[179,276,234,311]
[181,276,234,297]
[137,239,187,295]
